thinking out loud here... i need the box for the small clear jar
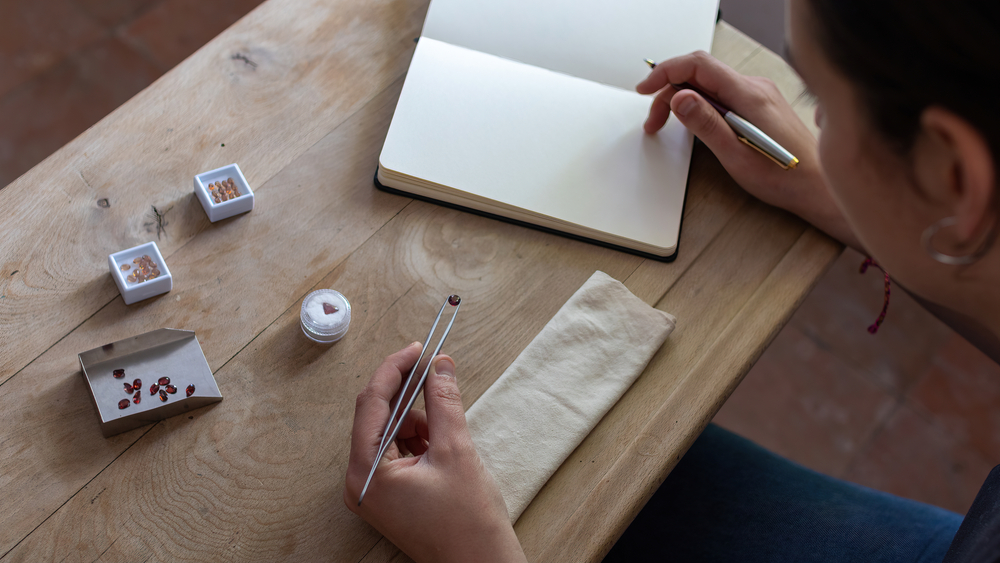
[300,289,351,344]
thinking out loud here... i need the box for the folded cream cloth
[466,270,676,523]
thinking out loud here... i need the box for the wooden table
[0,1,840,561]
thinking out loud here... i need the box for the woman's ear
[915,106,996,244]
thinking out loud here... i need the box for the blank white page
[380,38,693,253]
[421,0,719,91]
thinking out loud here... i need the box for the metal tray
[78,328,223,437]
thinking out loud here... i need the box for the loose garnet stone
[165,385,177,394]
[118,399,130,409]
[159,389,168,402]
[186,384,195,397]
[124,383,134,393]
[158,377,170,386]
[322,302,338,315]
[113,369,125,378]
[133,378,141,389]
[133,391,141,404]
[149,383,159,395]
[448,294,461,306]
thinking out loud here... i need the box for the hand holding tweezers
[357,294,462,505]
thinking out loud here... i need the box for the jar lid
[300,289,351,343]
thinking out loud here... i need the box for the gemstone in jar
[227,177,234,185]
[147,271,158,280]
[214,196,221,204]
[149,383,159,395]
[186,384,195,397]
[158,377,170,386]
[127,273,137,283]
[133,390,141,404]
[322,302,338,315]
[133,378,142,389]
[124,382,134,393]
[448,294,461,306]
[165,384,177,394]
[233,188,241,197]
[221,193,228,202]
[133,257,141,264]
[113,369,125,378]
[134,272,145,283]
[120,264,130,271]
[118,399,130,409]
[142,255,151,262]
[159,389,168,401]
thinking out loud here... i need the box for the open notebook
[377,0,720,261]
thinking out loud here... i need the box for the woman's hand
[639,51,858,248]
[344,343,527,563]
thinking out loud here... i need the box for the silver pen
[644,59,799,170]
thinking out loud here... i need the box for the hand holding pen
[637,51,829,218]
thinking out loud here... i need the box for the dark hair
[808,0,1000,159]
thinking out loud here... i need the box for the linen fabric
[466,270,676,523]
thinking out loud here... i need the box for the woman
[344,0,1000,560]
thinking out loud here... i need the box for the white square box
[108,241,172,305]
[194,163,254,222]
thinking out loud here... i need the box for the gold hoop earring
[920,217,993,266]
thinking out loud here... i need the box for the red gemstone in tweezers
[186,384,195,397]
[113,369,125,379]
[158,377,170,386]
[448,294,461,306]
[118,399,130,409]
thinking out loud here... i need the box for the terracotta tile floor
[4,0,998,521]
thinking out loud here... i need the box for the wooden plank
[0,169,646,562]
[0,0,430,385]
[534,228,841,562]
[0,9,843,562]
[711,21,763,68]
[0,78,414,557]
[514,200,810,559]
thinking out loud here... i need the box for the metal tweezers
[357,294,462,505]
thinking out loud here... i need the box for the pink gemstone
[149,383,159,395]
[133,391,141,404]
[165,384,177,394]
[322,302,338,315]
[124,383,134,394]
[448,294,461,306]
[113,369,125,379]
[158,377,170,386]
[133,378,142,389]
[118,399,130,410]
[159,389,168,402]
[186,384,195,397]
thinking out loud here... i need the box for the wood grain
[0,0,430,385]
[0,10,841,563]
[537,229,841,562]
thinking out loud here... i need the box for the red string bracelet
[859,257,891,334]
